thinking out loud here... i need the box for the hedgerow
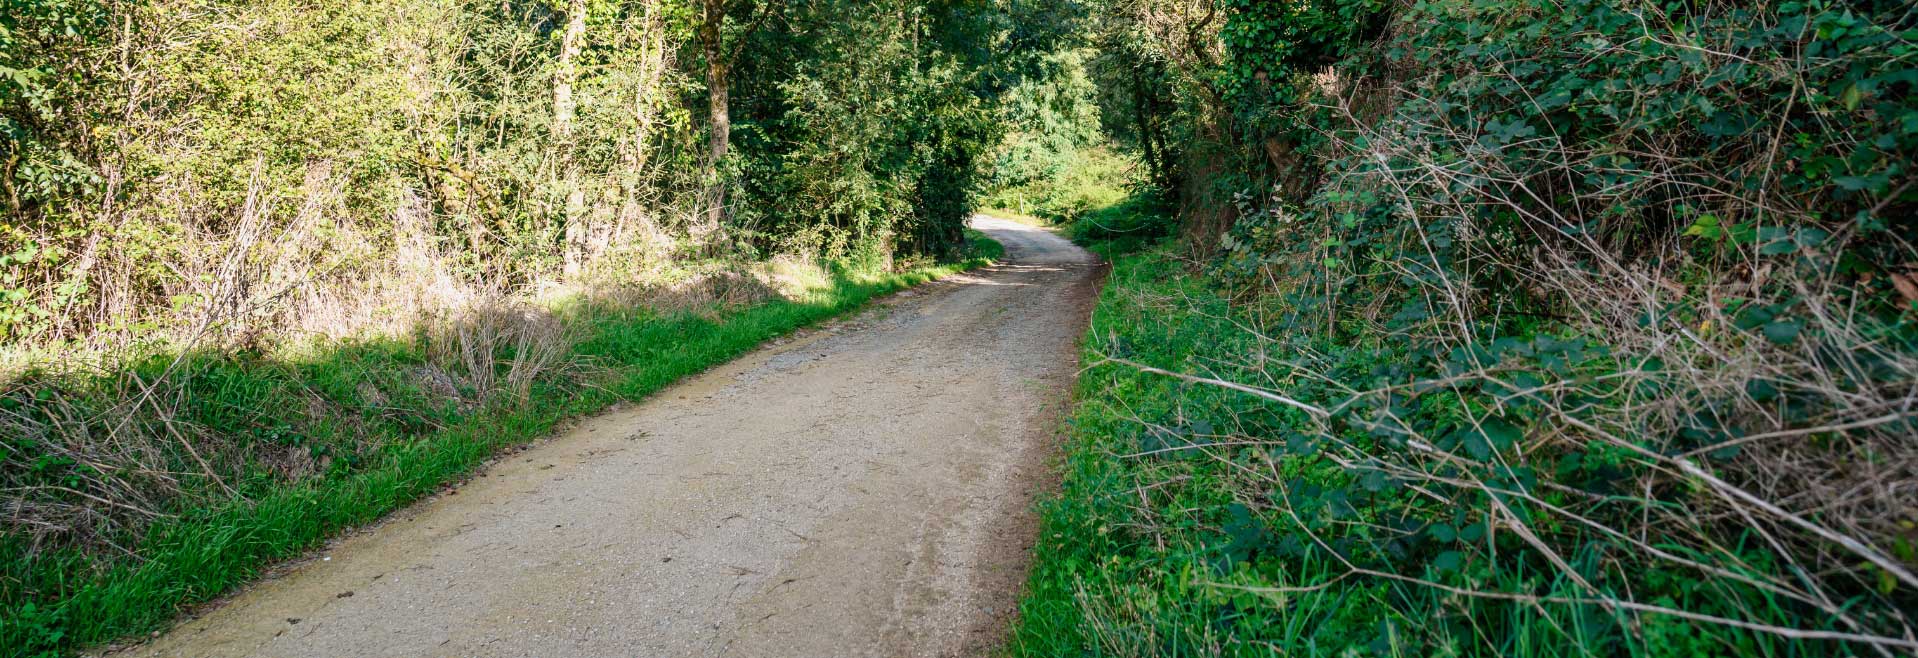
[1019,0,1918,654]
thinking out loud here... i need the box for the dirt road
[122,216,1099,658]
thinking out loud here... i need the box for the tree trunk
[629,0,666,177]
[1131,66,1164,192]
[700,0,730,235]
[556,0,588,276]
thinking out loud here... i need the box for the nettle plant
[1201,0,1918,651]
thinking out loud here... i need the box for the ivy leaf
[1682,214,1721,240]
[1461,430,1493,460]
[1794,227,1830,248]
[1834,171,1889,193]
[1286,433,1319,456]
[1462,418,1523,459]
[1840,83,1864,110]
[1220,503,1266,571]
[1733,304,1774,330]
[1763,319,1804,345]
[1459,521,1486,543]
[1757,226,1797,255]
[1760,235,1804,255]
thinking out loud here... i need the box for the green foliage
[979,43,1148,232]
[1062,187,1173,253]
[724,0,1007,261]
[1218,0,1389,131]
[983,145,1135,225]
[1080,7,1184,197]
[989,49,1104,193]
[2,0,1024,344]
[1,0,112,211]
[1,0,710,343]
[1,0,113,342]
[1022,0,1918,654]
[1020,244,1894,657]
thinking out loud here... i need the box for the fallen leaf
[1889,273,1918,304]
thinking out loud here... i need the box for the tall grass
[0,233,1000,658]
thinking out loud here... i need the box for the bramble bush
[1019,0,1918,654]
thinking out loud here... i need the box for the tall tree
[555,0,589,275]
[696,0,774,234]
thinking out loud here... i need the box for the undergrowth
[1018,233,1910,656]
[1015,0,1918,654]
[0,232,1000,658]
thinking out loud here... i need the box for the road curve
[118,216,1100,658]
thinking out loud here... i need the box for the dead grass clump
[423,299,575,407]
[0,366,217,556]
[564,261,791,321]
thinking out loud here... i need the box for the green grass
[0,232,1000,658]
[1011,243,1357,656]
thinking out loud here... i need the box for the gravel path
[119,216,1100,658]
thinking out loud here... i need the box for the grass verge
[1012,242,1275,656]
[1,232,1001,658]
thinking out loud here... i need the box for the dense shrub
[2,0,1017,347]
[1021,0,1918,654]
